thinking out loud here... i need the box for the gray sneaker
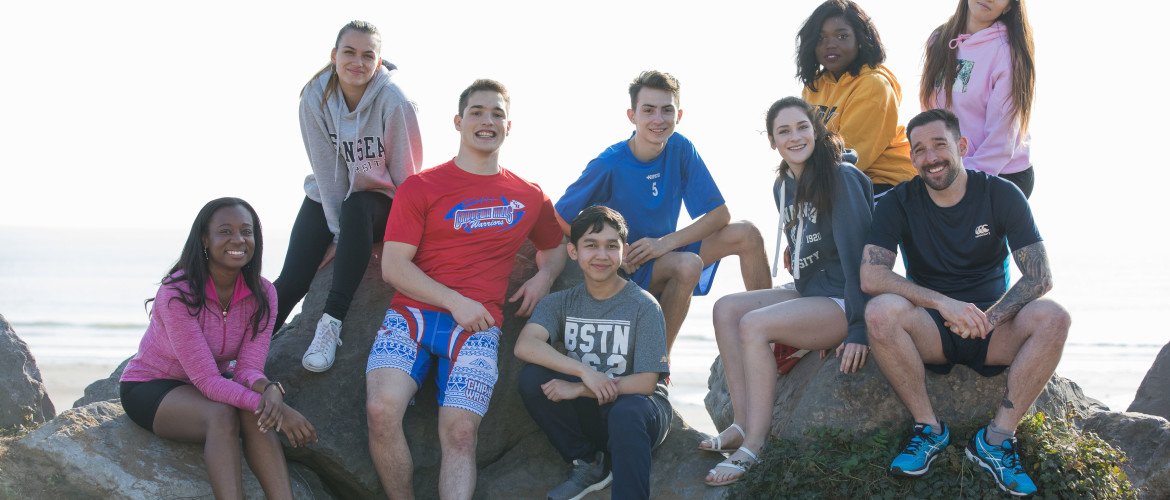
[547,451,611,500]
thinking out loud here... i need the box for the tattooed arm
[985,241,1053,328]
[860,244,993,338]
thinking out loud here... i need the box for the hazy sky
[3,1,1168,337]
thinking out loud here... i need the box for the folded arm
[985,241,1053,328]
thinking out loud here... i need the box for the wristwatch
[264,381,285,395]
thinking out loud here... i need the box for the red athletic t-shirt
[384,160,564,325]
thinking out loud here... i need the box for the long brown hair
[920,0,1035,136]
[766,97,844,230]
[302,20,383,111]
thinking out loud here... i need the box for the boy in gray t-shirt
[515,205,672,500]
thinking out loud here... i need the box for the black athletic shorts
[120,379,189,432]
[922,301,1008,377]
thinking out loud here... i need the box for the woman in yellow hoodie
[797,0,917,197]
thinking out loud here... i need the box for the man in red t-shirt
[366,79,567,499]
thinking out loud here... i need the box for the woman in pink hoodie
[920,0,1036,198]
[120,198,316,499]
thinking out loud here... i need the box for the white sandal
[698,423,745,453]
[705,447,759,487]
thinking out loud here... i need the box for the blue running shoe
[966,429,1037,496]
[889,422,950,476]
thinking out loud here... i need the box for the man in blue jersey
[555,70,770,352]
[860,109,1070,497]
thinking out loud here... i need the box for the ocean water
[0,226,1164,434]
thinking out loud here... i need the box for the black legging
[272,192,392,331]
[999,166,1035,199]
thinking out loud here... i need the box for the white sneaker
[302,313,343,372]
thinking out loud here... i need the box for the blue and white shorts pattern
[367,305,500,416]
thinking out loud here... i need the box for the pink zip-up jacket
[121,272,276,412]
[926,21,1031,176]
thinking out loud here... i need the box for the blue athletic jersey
[867,170,1041,303]
[555,133,725,244]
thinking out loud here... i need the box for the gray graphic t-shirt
[529,280,670,404]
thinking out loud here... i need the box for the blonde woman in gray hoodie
[273,20,422,373]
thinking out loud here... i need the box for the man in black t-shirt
[860,109,1069,497]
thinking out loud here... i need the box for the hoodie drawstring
[948,33,973,49]
[771,171,804,280]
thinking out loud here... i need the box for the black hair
[906,108,962,145]
[795,0,887,91]
[569,205,629,247]
[148,197,270,340]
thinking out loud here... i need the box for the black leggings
[273,192,392,330]
[999,166,1035,199]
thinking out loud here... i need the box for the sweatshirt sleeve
[384,101,423,188]
[230,281,277,392]
[838,74,903,173]
[832,167,875,345]
[156,288,262,412]
[300,93,348,241]
[964,48,1022,176]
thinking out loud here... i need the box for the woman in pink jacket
[920,0,1036,197]
[120,198,316,500]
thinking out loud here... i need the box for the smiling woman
[271,20,424,374]
[796,0,917,196]
[119,197,317,500]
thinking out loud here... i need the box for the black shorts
[120,379,189,432]
[922,301,1008,377]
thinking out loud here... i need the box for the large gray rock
[268,242,722,498]
[705,350,1105,441]
[12,401,333,499]
[1085,411,1170,499]
[477,412,730,500]
[0,313,55,426]
[1128,342,1170,421]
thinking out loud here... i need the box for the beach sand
[37,361,118,411]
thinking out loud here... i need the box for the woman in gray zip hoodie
[703,97,874,486]
[273,20,422,373]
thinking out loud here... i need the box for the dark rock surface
[1085,410,1170,499]
[1128,342,1170,421]
[0,313,55,427]
[12,401,333,499]
[704,349,1105,441]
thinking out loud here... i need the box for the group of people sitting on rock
[118,0,1069,498]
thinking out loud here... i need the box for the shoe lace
[998,439,1024,473]
[899,427,932,456]
[308,321,342,353]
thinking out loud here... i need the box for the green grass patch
[728,407,1134,499]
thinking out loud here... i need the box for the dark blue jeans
[518,364,670,500]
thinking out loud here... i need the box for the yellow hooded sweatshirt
[802,64,917,187]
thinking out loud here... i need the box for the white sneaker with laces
[302,313,343,372]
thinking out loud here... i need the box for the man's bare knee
[865,294,913,344]
[1027,300,1071,346]
[439,414,480,457]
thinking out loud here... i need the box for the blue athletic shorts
[626,240,720,296]
[367,305,501,416]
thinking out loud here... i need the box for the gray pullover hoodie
[299,62,423,240]
[771,150,874,345]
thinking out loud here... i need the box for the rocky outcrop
[0,313,55,427]
[704,350,1105,441]
[73,357,130,408]
[1128,342,1170,421]
[11,401,333,499]
[1085,411,1170,499]
[265,242,724,498]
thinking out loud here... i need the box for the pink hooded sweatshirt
[927,21,1031,176]
[121,273,276,412]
